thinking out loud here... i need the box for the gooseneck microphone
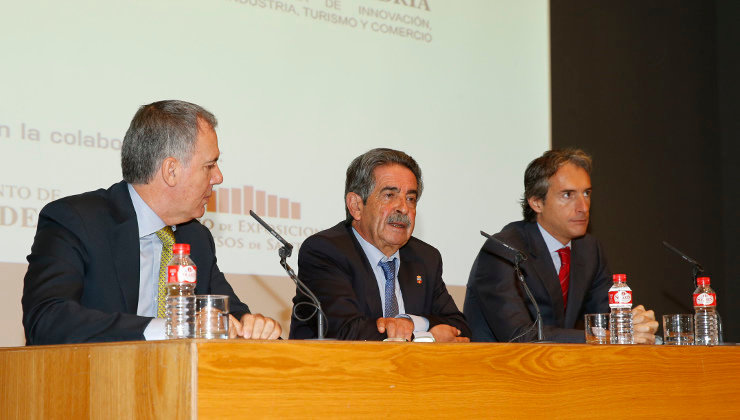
[662,241,704,286]
[480,231,547,343]
[250,210,327,339]
[484,232,528,263]
[662,240,723,343]
[480,231,546,342]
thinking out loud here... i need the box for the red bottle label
[608,290,632,308]
[167,265,197,283]
[693,292,716,307]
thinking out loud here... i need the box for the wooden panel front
[196,341,740,419]
[3,340,739,419]
[0,341,195,420]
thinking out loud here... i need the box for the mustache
[387,213,411,225]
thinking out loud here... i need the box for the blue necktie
[379,259,399,318]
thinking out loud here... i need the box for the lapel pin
[416,275,423,285]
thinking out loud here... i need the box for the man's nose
[575,194,589,213]
[212,165,224,185]
[395,197,409,214]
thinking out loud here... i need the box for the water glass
[585,313,610,344]
[195,295,229,339]
[663,314,694,345]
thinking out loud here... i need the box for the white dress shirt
[351,227,430,333]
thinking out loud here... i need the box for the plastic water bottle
[609,273,633,344]
[165,243,197,339]
[693,276,718,345]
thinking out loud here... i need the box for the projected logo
[206,185,301,220]
[199,184,319,263]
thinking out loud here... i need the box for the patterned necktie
[557,247,571,311]
[155,226,175,318]
[378,259,399,318]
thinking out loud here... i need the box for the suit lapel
[525,223,566,326]
[345,224,384,318]
[565,237,587,327]
[398,246,424,315]
[108,182,141,314]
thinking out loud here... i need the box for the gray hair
[344,148,423,221]
[121,100,217,184]
[521,148,593,222]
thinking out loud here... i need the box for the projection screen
[0,0,549,345]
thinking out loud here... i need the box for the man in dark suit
[464,149,658,343]
[22,100,282,345]
[289,148,470,341]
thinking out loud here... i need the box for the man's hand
[430,324,469,343]
[632,304,658,344]
[376,317,414,341]
[228,313,282,340]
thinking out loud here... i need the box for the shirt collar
[127,183,172,238]
[351,227,400,265]
[537,222,571,254]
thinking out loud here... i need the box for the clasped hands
[632,305,659,344]
[228,313,282,340]
[376,317,469,343]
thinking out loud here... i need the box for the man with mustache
[289,148,470,341]
[23,100,281,344]
[464,149,658,343]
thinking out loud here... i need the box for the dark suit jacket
[464,221,611,343]
[22,181,250,345]
[289,221,470,340]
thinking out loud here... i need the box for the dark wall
[716,0,740,345]
[550,1,739,341]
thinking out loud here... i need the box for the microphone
[662,241,704,285]
[480,231,547,343]
[480,230,527,265]
[249,210,327,339]
[250,210,293,259]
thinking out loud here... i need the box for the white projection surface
[0,0,550,287]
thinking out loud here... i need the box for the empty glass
[585,313,610,344]
[663,314,694,345]
[195,295,229,339]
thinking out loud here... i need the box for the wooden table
[1,340,738,419]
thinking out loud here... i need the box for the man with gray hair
[464,149,658,343]
[23,100,281,344]
[289,148,470,341]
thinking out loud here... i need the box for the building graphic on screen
[206,186,301,220]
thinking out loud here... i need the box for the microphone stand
[481,231,546,343]
[250,210,327,339]
[662,240,722,343]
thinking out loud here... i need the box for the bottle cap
[172,243,190,254]
[613,273,627,282]
[696,276,710,286]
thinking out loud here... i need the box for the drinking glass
[663,314,694,345]
[195,295,229,339]
[585,313,610,344]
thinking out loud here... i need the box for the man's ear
[161,157,179,187]
[346,192,364,221]
[527,196,544,215]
